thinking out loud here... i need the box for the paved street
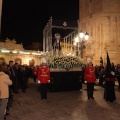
[7,79,120,120]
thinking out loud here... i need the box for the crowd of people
[94,60,120,90]
[84,56,120,102]
[0,64,12,120]
[0,58,51,120]
[0,60,39,120]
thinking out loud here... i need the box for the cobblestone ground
[7,79,120,120]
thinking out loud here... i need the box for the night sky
[1,0,79,49]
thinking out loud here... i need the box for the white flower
[47,56,83,71]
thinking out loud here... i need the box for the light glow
[79,30,84,39]
[85,32,89,40]
[32,53,41,55]
[19,51,30,54]
[73,41,77,46]
[12,51,17,53]
[1,49,10,53]
[75,36,79,43]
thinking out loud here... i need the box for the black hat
[105,52,115,78]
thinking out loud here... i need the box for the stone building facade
[0,38,43,66]
[79,0,120,65]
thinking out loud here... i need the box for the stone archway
[0,57,6,64]
[15,58,22,65]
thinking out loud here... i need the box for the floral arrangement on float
[47,56,85,71]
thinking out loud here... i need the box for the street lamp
[74,30,89,58]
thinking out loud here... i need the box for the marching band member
[37,58,50,99]
[84,58,96,100]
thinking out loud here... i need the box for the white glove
[38,80,40,83]
[84,81,87,83]
[111,71,115,76]
[48,80,50,83]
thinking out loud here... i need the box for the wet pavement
[7,79,120,120]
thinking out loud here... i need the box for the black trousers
[33,75,37,83]
[87,83,94,98]
[21,79,27,92]
[99,77,104,86]
[40,84,48,99]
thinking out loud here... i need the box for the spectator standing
[20,66,27,93]
[99,66,105,87]
[32,66,38,83]
[4,65,13,116]
[0,64,12,120]
[95,65,99,80]
[13,63,20,94]
[100,57,103,65]
[9,60,15,94]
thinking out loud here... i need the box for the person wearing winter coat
[0,64,12,120]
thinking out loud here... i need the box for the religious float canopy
[43,17,78,56]
[43,17,87,71]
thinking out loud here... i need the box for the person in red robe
[37,58,50,99]
[84,59,96,99]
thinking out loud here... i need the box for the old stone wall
[79,0,120,65]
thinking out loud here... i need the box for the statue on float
[53,33,61,52]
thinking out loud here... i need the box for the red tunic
[84,66,96,83]
[105,78,115,81]
[37,65,50,83]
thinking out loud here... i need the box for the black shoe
[5,112,9,116]
[91,97,94,99]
